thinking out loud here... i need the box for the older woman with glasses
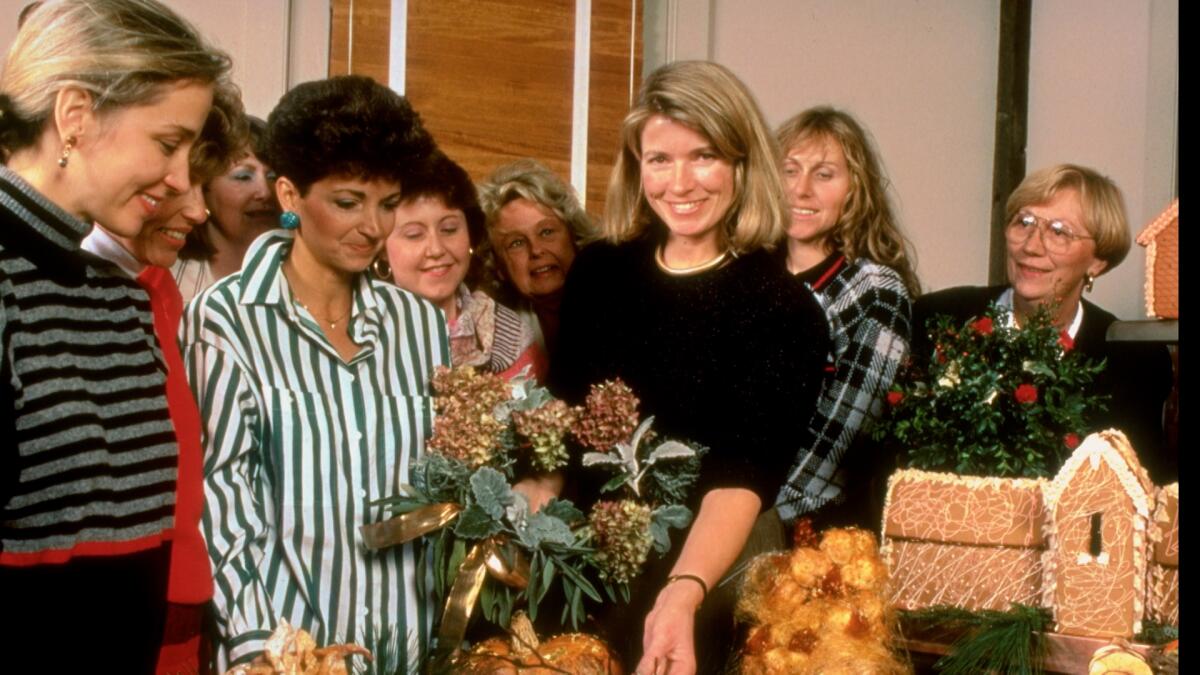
[912,163,1174,482]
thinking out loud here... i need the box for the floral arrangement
[364,367,702,659]
[873,303,1107,478]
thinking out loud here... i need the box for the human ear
[274,175,301,212]
[53,86,95,145]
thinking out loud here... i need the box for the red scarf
[137,266,211,674]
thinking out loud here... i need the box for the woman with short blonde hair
[913,163,1173,482]
[550,60,829,674]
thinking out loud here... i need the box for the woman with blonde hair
[913,164,1173,482]
[550,60,829,674]
[477,158,593,354]
[0,0,229,669]
[773,106,918,531]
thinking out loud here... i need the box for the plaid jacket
[776,255,912,522]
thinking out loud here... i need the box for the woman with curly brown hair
[773,106,919,532]
[182,75,444,670]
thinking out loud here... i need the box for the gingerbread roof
[1045,429,1155,515]
[1136,198,1178,246]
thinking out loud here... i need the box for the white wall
[162,0,330,119]
[648,0,1178,319]
[1026,0,1178,319]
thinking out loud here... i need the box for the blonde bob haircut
[604,60,789,253]
[776,106,921,295]
[0,0,232,160]
[1005,163,1131,273]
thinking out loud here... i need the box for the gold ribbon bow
[431,537,531,668]
[359,503,462,550]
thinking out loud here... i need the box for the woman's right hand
[635,579,704,675]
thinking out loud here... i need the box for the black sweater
[550,234,830,507]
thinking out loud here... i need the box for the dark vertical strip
[989,0,1032,284]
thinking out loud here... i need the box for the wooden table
[902,626,1155,674]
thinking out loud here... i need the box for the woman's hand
[635,580,704,675]
[512,471,563,513]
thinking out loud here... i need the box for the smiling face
[116,185,209,268]
[639,114,735,254]
[279,174,402,277]
[205,149,280,246]
[489,197,577,303]
[783,135,852,255]
[70,80,214,238]
[385,195,472,317]
[1005,187,1106,316]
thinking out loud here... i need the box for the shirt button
[351,430,362,442]
[359,489,367,498]
[361,607,370,616]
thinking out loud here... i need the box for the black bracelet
[666,573,709,600]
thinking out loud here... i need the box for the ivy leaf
[454,504,502,539]
[470,466,513,519]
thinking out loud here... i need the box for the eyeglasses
[1005,212,1093,254]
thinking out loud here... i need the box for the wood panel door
[329,0,641,215]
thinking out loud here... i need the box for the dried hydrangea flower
[588,499,653,585]
[512,399,577,472]
[573,379,640,452]
[427,366,510,467]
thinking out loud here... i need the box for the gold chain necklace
[297,300,352,330]
[654,244,731,276]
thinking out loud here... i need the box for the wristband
[666,573,709,600]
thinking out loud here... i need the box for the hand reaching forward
[634,579,705,675]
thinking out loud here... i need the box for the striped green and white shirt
[181,230,448,668]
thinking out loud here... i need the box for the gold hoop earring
[371,256,392,281]
[58,135,76,168]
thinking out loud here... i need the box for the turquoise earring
[280,211,300,230]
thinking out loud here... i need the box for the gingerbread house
[880,470,1047,611]
[1043,430,1154,638]
[1146,482,1179,626]
[881,430,1178,638]
[1136,199,1178,319]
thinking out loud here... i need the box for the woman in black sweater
[550,61,829,675]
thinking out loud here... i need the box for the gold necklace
[654,244,731,276]
[297,300,352,330]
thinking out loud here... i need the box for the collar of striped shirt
[234,228,385,350]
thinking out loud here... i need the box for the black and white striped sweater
[0,166,177,565]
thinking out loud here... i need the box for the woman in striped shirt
[181,75,444,670]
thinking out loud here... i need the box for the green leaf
[646,440,697,464]
[649,518,670,555]
[453,504,503,539]
[652,504,693,529]
[519,511,576,549]
[541,498,585,525]
[470,466,513,519]
[600,473,630,494]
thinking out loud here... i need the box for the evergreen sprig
[902,604,1051,675]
